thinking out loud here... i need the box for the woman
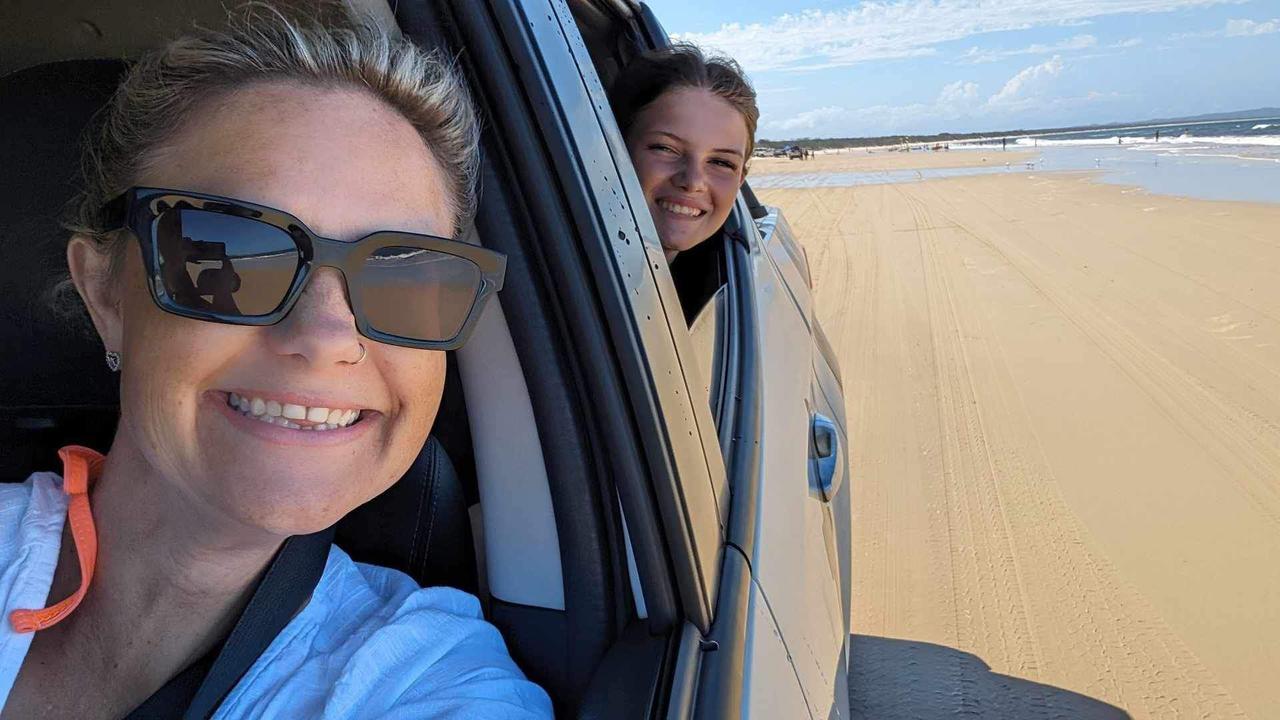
[0,6,550,719]
[610,43,759,264]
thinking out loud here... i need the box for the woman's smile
[224,391,364,431]
[209,390,380,447]
[656,197,708,218]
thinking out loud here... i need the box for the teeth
[226,393,362,431]
[659,200,704,217]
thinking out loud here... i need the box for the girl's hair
[608,42,758,160]
[55,1,479,318]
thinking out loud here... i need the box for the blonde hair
[51,3,480,325]
[68,2,479,247]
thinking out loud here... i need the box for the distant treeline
[758,131,1012,150]
[757,126,1077,150]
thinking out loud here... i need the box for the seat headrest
[0,59,127,406]
[0,60,128,479]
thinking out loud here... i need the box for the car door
[749,190,853,654]
[482,0,851,715]
[615,2,853,717]
[747,194,849,707]
[734,201,849,719]
[633,4,853,716]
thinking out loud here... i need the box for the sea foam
[1011,135,1280,148]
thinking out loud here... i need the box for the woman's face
[76,84,455,536]
[626,86,749,258]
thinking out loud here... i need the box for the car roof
[0,0,396,75]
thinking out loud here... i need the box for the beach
[756,152,1280,719]
[751,148,1035,175]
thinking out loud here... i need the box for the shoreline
[752,145,1280,204]
[750,149,1035,175]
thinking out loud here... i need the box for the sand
[751,148,1034,175]
[757,157,1280,719]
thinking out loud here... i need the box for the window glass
[688,284,727,407]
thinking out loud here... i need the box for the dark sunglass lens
[360,246,482,342]
[153,208,300,316]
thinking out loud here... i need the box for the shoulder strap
[124,527,335,720]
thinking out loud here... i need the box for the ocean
[964,117,1280,203]
[1005,116,1280,158]
[750,117,1280,204]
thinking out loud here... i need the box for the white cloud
[1225,18,1280,36]
[766,106,850,132]
[938,80,980,108]
[764,79,980,135]
[987,55,1066,107]
[759,68,1124,139]
[960,35,1097,63]
[673,0,1236,73]
[1110,37,1144,47]
[1173,17,1279,39]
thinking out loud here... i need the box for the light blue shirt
[0,473,553,719]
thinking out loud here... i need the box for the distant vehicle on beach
[787,145,805,159]
[4,0,850,718]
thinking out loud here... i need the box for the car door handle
[811,412,844,502]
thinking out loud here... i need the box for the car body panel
[759,205,854,643]
[740,213,847,717]
[511,0,729,629]
[744,578,814,719]
[755,211,813,331]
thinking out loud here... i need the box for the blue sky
[643,0,1280,139]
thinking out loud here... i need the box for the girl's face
[72,83,455,536]
[626,87,749,259]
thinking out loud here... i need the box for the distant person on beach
[609,43,758,265]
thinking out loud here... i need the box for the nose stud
[349,343,367,366]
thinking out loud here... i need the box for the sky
[642,0,1280,139]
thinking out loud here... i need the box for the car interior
[0,0,834,715]
[0,0,711,716]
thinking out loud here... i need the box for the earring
[105,351,121,373]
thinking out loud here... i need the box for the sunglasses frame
[101,187,506,350]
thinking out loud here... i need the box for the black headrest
[335,435,477,593]
[1,60,129,479]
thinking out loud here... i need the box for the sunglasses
[101,187,505,350]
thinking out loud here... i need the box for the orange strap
[9,445,103,633]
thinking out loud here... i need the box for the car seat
[0,58,478,594]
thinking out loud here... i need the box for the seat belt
[124,527,335,720]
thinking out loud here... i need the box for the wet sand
[758,162,1280,719]
[751,148,1034,175]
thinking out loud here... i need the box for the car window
[688,283,727,408]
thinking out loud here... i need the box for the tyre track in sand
[758,173,1276,719]
[900,180,1248,718]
